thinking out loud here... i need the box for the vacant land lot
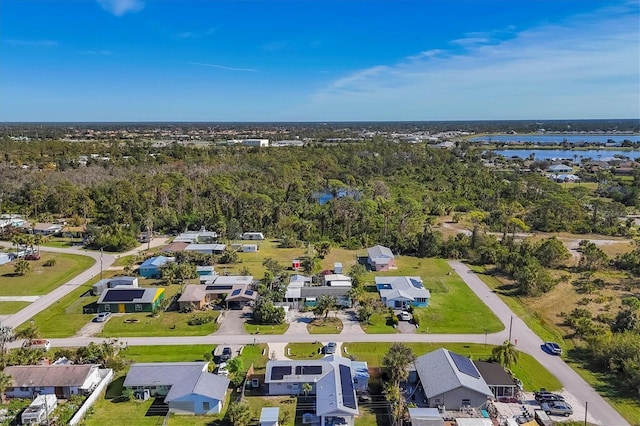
[285,342,324,359]
[0,252,94,296]
[0,301,31,314]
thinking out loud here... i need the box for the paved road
[448,260,629,426]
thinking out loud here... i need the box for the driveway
[337,309,365,335]
[214,308,249,335]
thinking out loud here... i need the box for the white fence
[69,368,114,425]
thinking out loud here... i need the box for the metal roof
[6,364,100,388]
[97,287,162,304]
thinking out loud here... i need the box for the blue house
[375,276,430,309]
[139,256,171,279]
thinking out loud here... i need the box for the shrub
[43,259,57,267]
[187,315,214,326]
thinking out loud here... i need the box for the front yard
[284,342,324,360]
[307,317,343,334]
[101,310,220,337]
[245,320,290,335]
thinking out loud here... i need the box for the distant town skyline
[1,0,638,122]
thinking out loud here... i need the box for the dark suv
[220,347,232,361]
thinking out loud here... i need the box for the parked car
[23,339,51,351]
[220,347,232,362]
[535,392,565,403]
[324,342,337,354]
[399,311,412,321]
[544,341,562,355]
[94,312,112,322]
[25,253,41,261]
[216,362,229,376]
[541,401,573,416]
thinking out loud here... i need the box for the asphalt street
[0,242,630,425]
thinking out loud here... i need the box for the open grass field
[469,264,640,423]
[101,310,220,338]
[343,342,561,392]
[0,301,31,314]
[307,317,343,334]
[285,342,324,360]
[0,252,95,296]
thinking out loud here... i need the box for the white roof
[454,419,493,426]
[260,407,280,425]
[376,276,430,301]
[212,275,253,286]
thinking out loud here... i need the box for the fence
[68,368,114,425]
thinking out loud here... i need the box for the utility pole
[584,401,588,426]
[100,247,104,280]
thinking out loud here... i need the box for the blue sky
[1,0,638,122]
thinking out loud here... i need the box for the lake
[492,149,640,161]
[471,134,640,144]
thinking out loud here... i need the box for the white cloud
[188,62,256,72]
[306,3,639,120]
[97,0,144,17]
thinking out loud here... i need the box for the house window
[135,304,142,311]
[104,305,110,312]
[202,401,210,411]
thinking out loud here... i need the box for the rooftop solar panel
[102,289,145,302]
[270,366,292,380]
[449,351,480,378]
[339,364,357,409]
[245,290,254,296]
[206,285,233,291]
[295,365,323,375]
[230,289,242,296]
[410,279,424,289]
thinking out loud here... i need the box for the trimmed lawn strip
[285,343,323,360]
[121,345,214,363]
[0,301,31,314]
[101,310,219,337]
[245,321,289,335]
[343,342,561,392]
[307,317,343,334]
[0,252,95,296]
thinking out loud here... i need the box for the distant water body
[493,149,640,161]
[471,134,640,144]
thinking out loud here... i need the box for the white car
[95,312,112,322]
[216,362,229,376]
[399,311,412,321]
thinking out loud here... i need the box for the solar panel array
[230,289,242,297]
[449,351,480,378]
[245,290,254,296]
[270,366,292,380]
[206,285,233,291]
[295,365,323,375]
[339,365,357,409]
[410,279,424,289]
[102,289,145,302]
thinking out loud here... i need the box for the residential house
[265,355,360,426]
[408,408,445,426]
[367,245,396,271]
[260,407,280,426]
[375,276,430,309]
[97,287,165,313]
[546,164,573,174]
[473,361,518,400]
[123,362,229,415]
[30,223,63,236]
[91,276,139,296]
[173,229,218,244]
[178,276,256,310]
[178,285,208,311]
[5,364,106,399]
[411,349,493,410]
[242,232,265,240]
[138,256,172,279]
[185,243,226,255]
[162,241,189,253]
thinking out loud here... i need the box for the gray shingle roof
[6,364,99,388]
[367,245,394,264]
[414,349,492,400]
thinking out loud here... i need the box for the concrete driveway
[214,308,249,335]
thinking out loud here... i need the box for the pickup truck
[23,339,51,351]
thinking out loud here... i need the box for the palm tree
[301,382,313,397]
[13,259,31,276]
[491,340,519,368]
[382,342,416,386]
[15,322,40,348]
[227,401,251,426]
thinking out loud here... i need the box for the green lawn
[0,252,95,296]
[245,321,290,335]
[361,312,397,334]
[343,342,561,392]
[101,311,220,337]
[307,317,343,334]
[121,345,214,363]
[243,395,296,426]
[0,301,31,314]
[285,342,324,359]
[238,343,269,374]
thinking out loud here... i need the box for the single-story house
[549,173,580,183]
[408,407,445,426]
[178,285,209,311]
[375,276,430,309]
[367,245,396,271]
[5,364,105,399]
[185,243,226,255]
[162,241,189,253]
[324,274,352,287]
[284,285,352,308]
[21,394,57,425]
[91,276,139,296]
[473,361,518,400]
[547,164,573,173]
[138,256,172,278]
[97,287,164,313]
[242,232,265,240]
[260,407,280,426]
[30,222,63,236]
[207,275,254,286]
[123,362,229,415]
[411,349,493,410]
[178,281,258,311]
[265,355,360,426]
[173,229,218,244]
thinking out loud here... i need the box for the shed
[455,419,493,426]
[333,262,343,274]
[408,407,445,426]
[242,244,258,253]
[292,259,301,270]
[259,407,280,426]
